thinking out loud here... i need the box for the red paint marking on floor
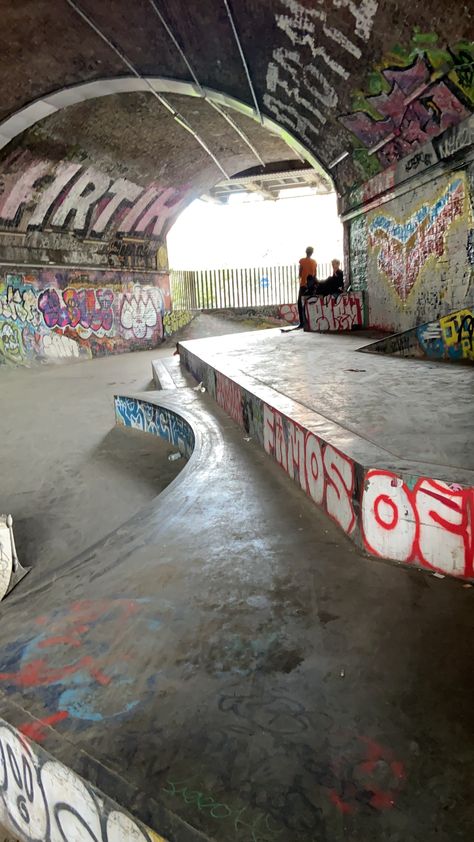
[329,791,353,814]
[391,760,406,780]
[370,791,395,810]
[90,667,112,686]
[38,635,82,649]
[0,655,95,687]
[18,711,68,743]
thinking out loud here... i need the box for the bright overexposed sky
[167,190,343,270]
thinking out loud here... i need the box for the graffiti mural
[216,372,244,427]
[341,32,474,172]
[263,0,378,147]
[0,720,166,842]
[0,151,187,242]
[439,309,474,360]
[163,310,194,337]
[368,176,465,301]
[0,268,170,365]
[278,303,298,324]
[115,397,194,457]
[361,471,474,577]
[305,292,364,331]
[361,308,474,361]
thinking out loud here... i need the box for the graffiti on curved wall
[340,31,474,177]
[0,151,186,242]
[115,396,194,457]
[0,719,166,842]
[0,268,171,364]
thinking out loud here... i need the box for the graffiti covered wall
[339,30,474,183]
[0,149,185,269]
[360,307,474,361]
[0,267,171,365]
[0,719,166,842]
[350,171,474,332]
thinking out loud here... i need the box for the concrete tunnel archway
[0,0,473,363]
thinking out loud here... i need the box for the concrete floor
[0,317,473,842]
[0,314,270,576]
[180,328,474,479]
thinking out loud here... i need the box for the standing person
[297,246,317,328]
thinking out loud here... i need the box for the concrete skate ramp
[359,308,474,362]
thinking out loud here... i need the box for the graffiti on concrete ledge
[0,719,166,842]
[115,396,194,457]
[305,293,364,331]
[278,303,299,324]
[182,347,474,579]
[340,31,474,175]
[361,472,474,576]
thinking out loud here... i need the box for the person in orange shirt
[297,246,317,328]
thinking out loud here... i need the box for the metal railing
[171,262,334,310]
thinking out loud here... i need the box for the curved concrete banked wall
[115,396,195,458]
[0,393,209,842]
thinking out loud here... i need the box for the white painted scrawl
[0,514,30,601]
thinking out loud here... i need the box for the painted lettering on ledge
[368,176,466,301]
[262,403,473,577]
[216,371,245,428]
[340,31,474,175]
[0,269,170,364]
[306,293,363,331]
[264,0,378,145]
[362,471,474,577]
[263,404,356,535]
[0,720,165,842]
[0,150,187,241]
